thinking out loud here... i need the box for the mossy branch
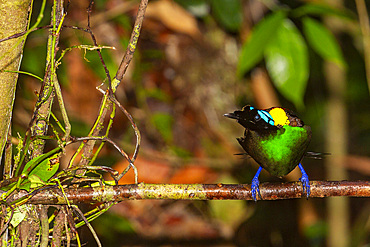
[9,180,370,204]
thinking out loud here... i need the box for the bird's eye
[254,115,260,120]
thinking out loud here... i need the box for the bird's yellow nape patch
[269,108,290,126]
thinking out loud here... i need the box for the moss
[138,183,207,200]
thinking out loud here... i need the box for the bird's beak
[224,112,238,119]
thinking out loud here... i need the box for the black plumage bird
[225,105,312,201]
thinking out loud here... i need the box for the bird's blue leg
[298,163,310,198]
[251,166,263,201]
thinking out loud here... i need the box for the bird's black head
[224,105,278,131]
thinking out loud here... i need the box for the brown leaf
[146,0,201,39]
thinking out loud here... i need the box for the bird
[224,105,312,201]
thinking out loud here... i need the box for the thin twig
[0,26,51,43]
[74,136,137,183]
[81,1,136,28]
[0,206,13,237]
[108,95,141,163]
[68,94,111,167]
[112,0,148,89]
[3,129,13,180]
[86,1,111,84]
[69,1,114,167]
[72,0,146,172]
[71,205,102,247]
[107,0,149,163]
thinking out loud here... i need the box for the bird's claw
[251,177,260,201]
[251,166,263,201]
[298,163,310,199]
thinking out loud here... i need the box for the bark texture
[0,0,31,159]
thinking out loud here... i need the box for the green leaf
[19,154,60,191]
[303,17,346,69]
[211,0,242,32]
[237,11,286,77]
[28,153,59,181]
[265,19,309,109]
[150,113,174,143]
[292,3,355,20]
[9,205,27,228]
[20,148,60,176]
[28,175,46,189]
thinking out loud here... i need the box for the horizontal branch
[10,180,369,204]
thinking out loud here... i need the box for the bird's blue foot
[251,166,263,201]
[298,163,310,198]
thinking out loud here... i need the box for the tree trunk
[0,0,31,160]
[324,0,350,245]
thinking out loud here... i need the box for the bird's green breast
[238,125,312,177]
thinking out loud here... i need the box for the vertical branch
[3,129,13,180]
[324,1,350,246]
[30,0,64,156]
[74,0,148,170]
[53,62,71,142]
[107,0,148,163]
[69,94,112,167]
[0,0,31,161]
[37,205,49,247]
[355,0,370,93]
[51,209,65,247]
[27,1,65,246]
[111,0,148,91]
[69,1,114,168]
[51,11,71,142]
[325,62,350,247]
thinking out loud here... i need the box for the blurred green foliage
[238,11,286,77]
[210,0,243,32]
[150,112,174,143]
[265,19,309,109]
[303,17,346,69]
[237,3,351,109]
